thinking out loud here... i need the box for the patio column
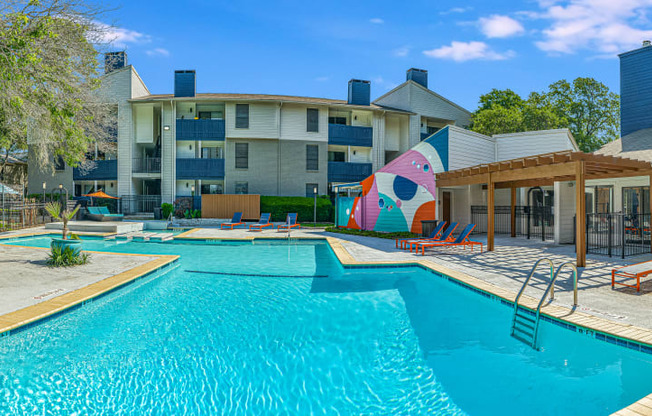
[488,173,495,251]
[576,161,586,267]
[510,186,516,238]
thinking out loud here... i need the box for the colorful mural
[338,128,449,233]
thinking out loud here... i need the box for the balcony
[176,119,225,141]
[328,161,373,183]
[328,124,373,147]
[133,158,161,173]
[176,158,225,179]
[73,160,117,181]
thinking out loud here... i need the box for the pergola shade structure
[435,151,652,266]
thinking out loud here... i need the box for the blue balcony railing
[176,158,225,179]
[176,119,225,141]
[73,160,117,180]
[328,124,373,147]
[328,161,372,183]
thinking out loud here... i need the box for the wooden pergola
[435,151,652,266]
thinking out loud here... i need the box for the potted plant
[45,201,82,254]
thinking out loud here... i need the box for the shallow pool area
[1,236,652,415]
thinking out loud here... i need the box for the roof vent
[406,68,428,88]
[174,70,196,98]
[347,79,371,106]
[104,51,127,74]
[644,40,652,47]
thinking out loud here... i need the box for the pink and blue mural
[337,128,449,233]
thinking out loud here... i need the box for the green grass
[324,226,418,239]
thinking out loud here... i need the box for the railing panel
[586,213,650,258]
[176,158,224,179]
[328,162,372,183]
[73,160,118,181]
[176,119,225,140]
[132,158,161,173]
[470,205,552,240]
[119,195,161,214]
[328,124,373,147]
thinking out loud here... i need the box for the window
[54,155,65,171]
[202,146,223,159]
[201,183,223,194]
[306,145,319,171]
[623,187,649,216]
[235,104,249,128]
[307,108,319,132]
[328,116,347,125]
[426,126,440,135]
[235,182,248,195]
[306,184,318,197]
[235,143,248,169]
[328,151,346,162]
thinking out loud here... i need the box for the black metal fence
[120,195,161,214]
[585,213,651,258]
[0,200,55,231]
[470,205,554,241]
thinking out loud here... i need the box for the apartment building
[28,53,471,213]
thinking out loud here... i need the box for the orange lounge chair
[407,222,458,252]
[395,221,447,249]
[416,224,481,255]
[612,260,652,292]
[277,213,300,230]
[249,213,272,231]
[220,212,244,230]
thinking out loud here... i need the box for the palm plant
[45,201,79,240]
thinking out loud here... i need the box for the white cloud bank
[423,41,515,62]
[146,48,170,57]
[479,15,525,38]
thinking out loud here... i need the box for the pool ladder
[511,259,578,350]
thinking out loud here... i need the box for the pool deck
[3,225,652,415]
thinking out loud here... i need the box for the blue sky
[100,0,652,111]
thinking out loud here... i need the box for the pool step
[511,306,537,348]
[106,232,174,242]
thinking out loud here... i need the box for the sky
[98,0,652,111]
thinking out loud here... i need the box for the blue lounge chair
[86,206,124,222]
[249,213,272,231]
[221,212,244,229]
[407,222,458,252]
[416,224,482,255]
[277,213,300,230]
[396,221,447,249]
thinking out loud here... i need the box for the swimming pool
[1,236,652,415]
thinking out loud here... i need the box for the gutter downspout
[278,102,282,196]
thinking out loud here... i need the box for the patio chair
[96,206,124,221]
[395,221,447,249]
[612,260,652,292]
[416,224,481,255]
[406,222,458,252]
[220,212,244,230]
[249,213,272,231]
[85,206,123,222]
[277,213,300,230]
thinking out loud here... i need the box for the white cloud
[440,6,473,15]
[532,0,652,55]
[423,41,516,62]
[315,76,330,82]
[146,48,170,57]
[370,18,384,24]
[393,46,410,57]
[95,22,151,47]
[478,15,525,38]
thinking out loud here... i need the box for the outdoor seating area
[85,206,124,222]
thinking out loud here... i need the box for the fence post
[541,208,546,241]
[527,209,531,239]
[607,214,612,257]
[621,214,626,259]
[586,213,589,256]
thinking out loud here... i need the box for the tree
[471,78,620,152]
[0,0,114,184]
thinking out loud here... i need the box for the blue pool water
[1,236,652,415]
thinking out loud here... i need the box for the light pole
[42,182,47,222]
[191,184,195,211]
[313,186,318,225]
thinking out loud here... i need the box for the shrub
[324,226,417,239]
[161,203,174,219]
[261,196,333,222]
[47,246,90,267]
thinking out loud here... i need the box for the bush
[324,226,418,239]
[261,196,334,222]
[47,246,90,267]
[161,203,174,219]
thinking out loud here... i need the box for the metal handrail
[513,258,554,314]
[532,261,578,347]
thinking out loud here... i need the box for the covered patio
[435,151,652,266]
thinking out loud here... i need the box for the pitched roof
[595,128,652,163]
[129,93,413,114]
[372,80,472,116]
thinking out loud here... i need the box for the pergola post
[510,186,516,238]
[488,173,495,251]
[576,161,586,267]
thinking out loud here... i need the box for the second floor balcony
[176,158,225,179]
[328,161,373,183]
[176,119,225,141]
[73,160,117,181]
[133,157,161,174]
[328,124,373,147]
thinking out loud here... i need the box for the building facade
[28,54,471,213]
